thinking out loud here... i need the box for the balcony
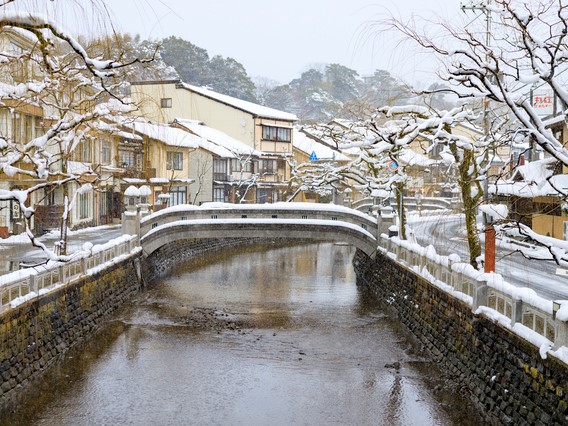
[213,173,229,182]
[122,168,145,180]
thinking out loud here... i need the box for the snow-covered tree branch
[384,0,568,264]
[0,1,147,261]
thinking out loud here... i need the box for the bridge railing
[351,196,457,212]
[379,234,567,351]
[0,235,137,313]
[139,202,377,239]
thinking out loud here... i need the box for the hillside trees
[159,36,257,102]
[262,65,415,122]
[122,34,424,122]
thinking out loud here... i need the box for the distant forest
[106,34,451,123]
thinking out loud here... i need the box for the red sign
[533,92,553,116]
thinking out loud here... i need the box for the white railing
[379,234,567,351]
[352,196,456,212]
[0,235,138,313]
[139,202,378,240]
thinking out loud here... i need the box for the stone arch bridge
[132,203,379,258]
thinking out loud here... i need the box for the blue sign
[309,151,318,161]
[388,160,399,171]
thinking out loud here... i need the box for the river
[3,243,478,425]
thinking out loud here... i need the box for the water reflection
[2,243,478,426]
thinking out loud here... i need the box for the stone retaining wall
[0,253,143,411]
[143,237,308,284]
[354,249,568,426]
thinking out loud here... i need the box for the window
[9,42,30,82]
[11,113,21,143]
[257,188,274,204]
[167,151,183,170]
[161,98,172,108]
[77,139,92,162]
[213,158,227,181]
[169,186,187,206]
[34,116,43,139]
[259,159,276,174]
[213,187,225,202]
[119,150,142,169]
[262,126,291,142]
[230,158,253,173]
[101,141,111,164]
[24,115,33,143]
[43,188,55,206]
[78,192,90,220]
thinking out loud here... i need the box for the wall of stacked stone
[0,253,143,411]
[143,237,310,284]
[353,249,568,426]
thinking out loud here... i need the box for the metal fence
[0,235,137,313]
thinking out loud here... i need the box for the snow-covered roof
[116,130,143,141]
[511,157,556,183]
[124,185,140,197]
[122,119,252,159]
[179,83,298,122]
[492,174,568,197]
[174,118,260,157]
[492,158,568,197]
[398,148,433,168]
[123,120,203,149]
[293,129,349,162]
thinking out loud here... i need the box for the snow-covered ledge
[379,234,568,359]
[0,235,139,313]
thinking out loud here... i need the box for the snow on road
[408,212,568,300]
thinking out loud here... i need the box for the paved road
[0,225,125,276]
[409,213,568,301]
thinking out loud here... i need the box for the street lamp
[124,185,141,212]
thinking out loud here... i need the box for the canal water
[4,243,478,426]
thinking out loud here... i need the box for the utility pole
[461,0,496,272]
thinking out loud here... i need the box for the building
[120,118,263,206]
[0,27,136,238]
[129,80,298,203]
[172,119,261,204]
[290,128,350,203]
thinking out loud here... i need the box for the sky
[99,0,466,87]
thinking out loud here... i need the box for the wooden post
[485,224,496,273]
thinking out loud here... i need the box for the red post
[485,225,496,273]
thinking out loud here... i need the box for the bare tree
[0,1,150,261]
[384,0,568,264]
[190,151,212,205]
[291,104,492,266]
